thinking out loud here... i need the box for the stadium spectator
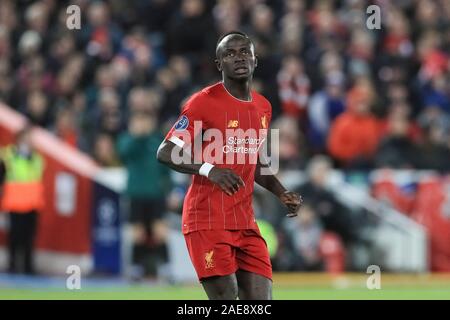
[69,91,91,152]
[248,3,277,54]
[279,202,324,271]
[0,1,18,37]
[277,55,310,119]
[127,87,156,115]
[94,88,124,140]
[213,0,242,37]
[381,82,412,116]
[415,120,450,172]
[116,27,155,87]
[307,72,345,153]
[93,133,121,167]
[0,125,44,275]
[347,28,375,78]
[140,0,177,34]
[24,90,52,128]
[82,1,123,63]
[166,0,216,80]
[155,66,191,123]
[54,54,85,98]
[382,9,414,59]
[0,59,14,104]
[294,155,359,246]
[421,73,450,114]
[85,64,120,111]
[53,107,78,148]
[271,116,308,170]
[418,104,450,132]
[168,55,192,89]
[327,81,381,168]
[48,32,77,74]
[375,110,419,169]
[315,51,345,92]
[279,0,305,56]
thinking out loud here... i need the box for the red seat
[371,171,415,215]
[319,232,346,274]
[412,177,450,272]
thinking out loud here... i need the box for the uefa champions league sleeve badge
[174,115,189,131]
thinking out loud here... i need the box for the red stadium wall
[36,155,93,253]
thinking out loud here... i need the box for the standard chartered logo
[169,121,279,175]
[223,136,265,154]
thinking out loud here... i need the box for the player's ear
[254,55,258,68]
[215,59,222,72]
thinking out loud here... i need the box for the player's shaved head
[215,31,254,59]
[214,31,257,80]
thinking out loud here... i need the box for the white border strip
[0,248,93,276]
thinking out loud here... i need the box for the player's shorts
[128,197,165,226]
[184,229,272,282]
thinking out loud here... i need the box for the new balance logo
[227,120,239,128]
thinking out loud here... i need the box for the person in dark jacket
[415,121,450,172]
[294,155,359,246]
[375,113,419,169]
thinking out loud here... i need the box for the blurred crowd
[1,0,450,275]
[1,0,450,169]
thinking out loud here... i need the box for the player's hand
[279,191,302,217]
[207,167,245,196]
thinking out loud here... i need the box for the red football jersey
[165,82,272,234]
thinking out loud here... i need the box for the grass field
[0,273,449,300]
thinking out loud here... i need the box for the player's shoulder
[252,91,272,113]
[200,82,225,98]
[184,83,221,106]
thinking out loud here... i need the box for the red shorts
[184,229,272,282]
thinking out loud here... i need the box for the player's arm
[156,140,245,196]
[254,158,302,217]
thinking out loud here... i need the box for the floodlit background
[0,0,449,299]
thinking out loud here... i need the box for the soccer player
[157,31,302,300]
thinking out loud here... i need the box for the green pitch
[0,286,449,300]
[1,273,449,300]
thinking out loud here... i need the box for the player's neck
[222,79,252,102]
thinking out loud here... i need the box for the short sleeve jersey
[165,82,272,234]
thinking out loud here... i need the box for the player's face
[216,36,256,80]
